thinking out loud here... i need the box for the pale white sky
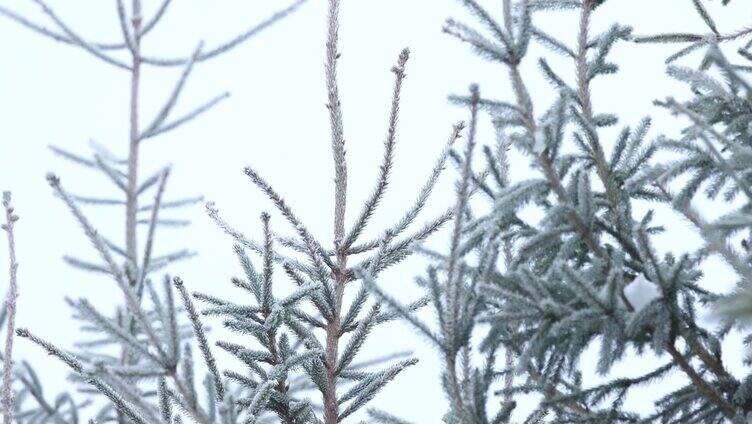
[0,0,750,422]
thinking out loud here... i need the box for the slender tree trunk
[126,3,142,269]
[323,0,346,421]
[445,352,465,418]
[119,4,142,423]
[324,267,345,424]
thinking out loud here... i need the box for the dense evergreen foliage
[372,0,752,422]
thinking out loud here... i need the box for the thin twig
[140,42,205,138]
[1,193,19,424]
[138,168,170,292]
[665,341,736,420]
[30,0,131,70]
[140,0,311,67]
[342,48,410,249]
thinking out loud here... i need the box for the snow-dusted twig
[1,192,19,424]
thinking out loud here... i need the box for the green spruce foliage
[394,0,752,422]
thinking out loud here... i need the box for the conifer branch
[665,341,736,420]
[139,168,170,291]
[0,0,311,68]
[47,174,169,362]
[16,328,151,424]
[444,85,480,419]
[139,0,311,67]
[173,277,224,402]
[140,42,205,139]
[1,193,18,424]
[30,0,132,69]
[343,48,410,250]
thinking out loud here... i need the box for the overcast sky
[0,0,750,421]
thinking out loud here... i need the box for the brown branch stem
[665,341,736,420]
[324,0,346,422]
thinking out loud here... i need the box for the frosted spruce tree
[0,1,308,422]
[362,0,752,423]
[200,0,469,422]
[390,0,752,422]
